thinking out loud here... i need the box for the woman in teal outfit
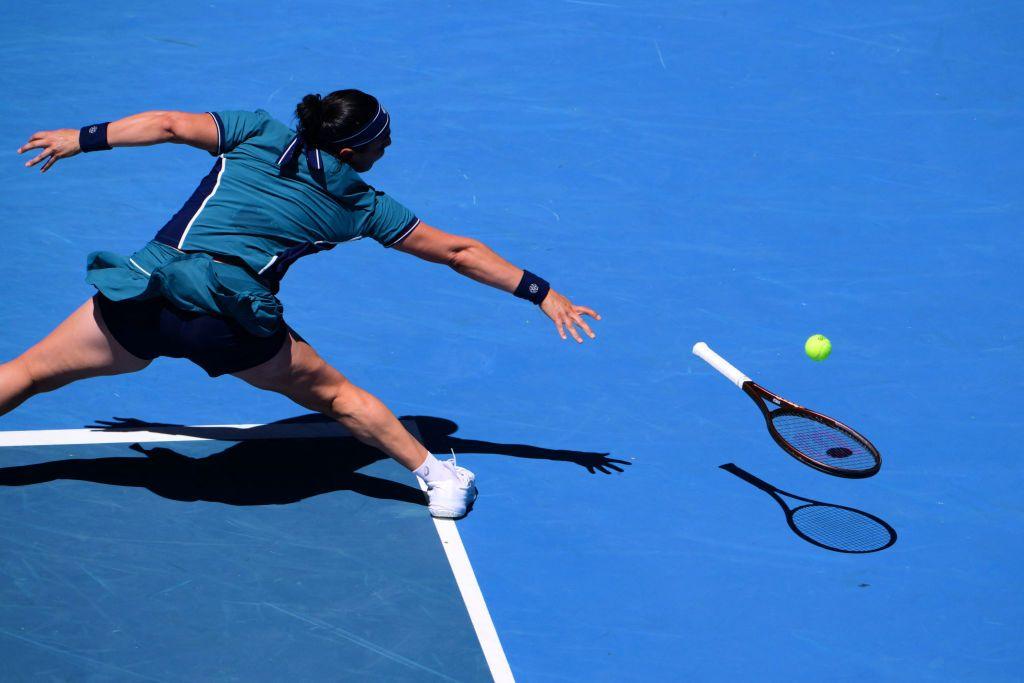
[4,90,600,518]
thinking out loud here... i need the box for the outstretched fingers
[571,310,596,340]
[17,133,46,155]
[540,290,602,344]
[21,139,59,171]
[40,154,60,172]
[19,138,50,168]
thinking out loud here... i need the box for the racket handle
[692,342,750,389]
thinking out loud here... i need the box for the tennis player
[5,89,600,518]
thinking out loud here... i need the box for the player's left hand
[540,289,601,343]
[18,128,81,173]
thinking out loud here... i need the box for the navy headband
[325,104,390,149]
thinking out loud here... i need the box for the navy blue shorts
[94,293,290,377]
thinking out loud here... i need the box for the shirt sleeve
[208,109,272,155]
[359,190,420,248]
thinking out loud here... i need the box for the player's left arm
[395,221,601,343]
[18,111,219,173]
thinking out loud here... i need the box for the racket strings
[790,504,895,553]
[770,412,877,473]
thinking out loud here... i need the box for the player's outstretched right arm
[395,221,601,343]
[18,111,219,173]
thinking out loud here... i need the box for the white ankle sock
[413,452,456,483]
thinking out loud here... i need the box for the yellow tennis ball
[805,334,831,361]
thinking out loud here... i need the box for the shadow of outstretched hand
[405,415,630,475]
[88,417,160,431]
[573,452,630,474]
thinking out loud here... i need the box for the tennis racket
[720,463,896,553]
[693,342,881,478]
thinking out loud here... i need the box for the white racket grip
[692,342,750,389]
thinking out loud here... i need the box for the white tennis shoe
[425,458,477,519]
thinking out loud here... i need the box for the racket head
[787,502,897,553]
[743,383,881,478]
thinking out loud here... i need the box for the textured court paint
[1,1,1022,680]
[0,439,489,681]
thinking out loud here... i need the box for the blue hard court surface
[1,1,1022,680]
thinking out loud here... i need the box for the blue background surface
[1,1,1022,680]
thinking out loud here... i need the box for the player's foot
[425,459,477,519]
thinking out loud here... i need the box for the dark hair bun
[295,93,324,144]
[294,89,379,151]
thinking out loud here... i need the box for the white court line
[406,424,515,683]
[0,424,262,447]
[0,422,515,682]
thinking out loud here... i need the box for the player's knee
[27,370,63,395]
[246,347,322,394]
[328,381,369,421]
[7,357,49,396]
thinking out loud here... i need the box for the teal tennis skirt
[87,240,291,376]
[86,241,284,338]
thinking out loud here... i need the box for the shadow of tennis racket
[720,463,897,553]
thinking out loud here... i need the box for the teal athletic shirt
[86,109,420,336]
[156,109,419,274]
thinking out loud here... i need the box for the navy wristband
[514,270,550,305]
[79,123,112,152]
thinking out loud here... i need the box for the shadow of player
[0,437,424,507]
[0,414,628,508]
[87,414,629,475]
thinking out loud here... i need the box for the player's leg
[232,331,429,469]
[232,331,477,517]
[0,297,151,417]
